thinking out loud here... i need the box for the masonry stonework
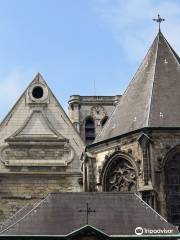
[84,31,180,228]
[68,95,121,144]
[0,29,180,230]
[0,73,85,221]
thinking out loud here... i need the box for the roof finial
[153,14,165,31]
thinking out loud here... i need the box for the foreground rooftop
[0,192,178,238]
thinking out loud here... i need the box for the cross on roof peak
[79,203,96,224]
[153,14,165,31]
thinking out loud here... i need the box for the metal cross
[153,14,165,31]
[79,203,96,224]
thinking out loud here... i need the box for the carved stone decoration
[103,157,136,192]
[0,107,76,167]
[138,133,151,185]
[0,142,74,167]
[26,73,50,105]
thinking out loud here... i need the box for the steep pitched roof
[0,192,178,236]
[95,31,180,143]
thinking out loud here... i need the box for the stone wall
[86,129,180,221]
[0,173,82,221]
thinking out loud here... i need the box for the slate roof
[0,192,178,236]
[95,31,180,143]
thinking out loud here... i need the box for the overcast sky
[0,0,180,120]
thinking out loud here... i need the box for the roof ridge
[0,204,31,232]
[160,31,180,65]
[0,194,50,235]
[147,31,160,126]
[50,192,134,195]
[147,31,180,127]
[134,193,178,229]
[94,30,180,144]
[94,32,161,143]
[0,72,46,131]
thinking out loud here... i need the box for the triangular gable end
[0,73,85,150]
[0,73,85,168]
[6,110,66,141]
[66,225,109,239]
[31,72,46,84]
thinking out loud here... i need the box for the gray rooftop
[95,31,180,143]
[0,192,178,236]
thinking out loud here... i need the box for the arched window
[85,116,95,144]
[101,116,108,127]
[102,154,137,192]
[165,153,180,226]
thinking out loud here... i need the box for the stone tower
[68,95,121,144]
[84,30,180,227]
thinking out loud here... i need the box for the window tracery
[103,155,136,192]
[165,153,180,226]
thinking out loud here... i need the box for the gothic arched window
[165,153,180,226]
[85,116,95,144]
[102,154,137,192]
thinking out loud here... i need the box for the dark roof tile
[95,31,180,143]
[0,192,178,236]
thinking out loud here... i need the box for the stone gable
[0,73,85,221]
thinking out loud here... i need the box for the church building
[84,29,180,227]
[0,18,180,237]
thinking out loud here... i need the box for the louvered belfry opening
[85,116,95,144]
[165,153,180,226]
